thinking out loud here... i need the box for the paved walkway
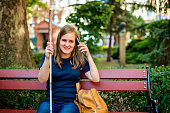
[96,59,149,69]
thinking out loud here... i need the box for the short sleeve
[82,58,90,74]
[39,53,45,70]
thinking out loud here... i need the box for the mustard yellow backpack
[74,83,108,113]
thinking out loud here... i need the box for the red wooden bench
[0,67,157,113]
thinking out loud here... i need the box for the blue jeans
[37,102,79,113]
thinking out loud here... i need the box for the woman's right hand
[45,42,53,59]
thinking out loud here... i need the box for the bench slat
[82,69,147,79]
[0,80,47,90]
[0,80,147,91]
[0,69,39,79]
[0,109,36,113]
[0,69,147,79]
[81,81,147,91]
[0,109,148,113]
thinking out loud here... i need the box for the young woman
[37,25,100,113]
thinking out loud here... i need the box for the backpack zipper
[90,89,100,109]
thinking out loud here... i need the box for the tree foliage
[144,19,170,66]
[66,1,114,53]
[104,0,146,35]
[124,0,169,13]
[102,0,146,61]
[147,0,169,13]
[112,19,170,66]
[26,0,48,18]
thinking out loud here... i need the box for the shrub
[33,53,44,68]
[150,65,170,112]
[101,66,169,112]
[146,19,169,67]
[142,48,169,67]
[112,46,119,59]
[112,19,169,66]
[0,90,46,110]
[130,39,150,54]
[112,39,150,64]
[0,65,29,69]
[0,65,44,109]
[126,52,143,64]
[126,38,143,51]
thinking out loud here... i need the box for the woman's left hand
[77,42,90,57]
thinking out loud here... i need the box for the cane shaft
[49,10,53,113]
[49,10,52,40]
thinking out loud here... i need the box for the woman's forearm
[38,58,50,83]
[87,54,100,82]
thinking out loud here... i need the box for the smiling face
[54,25,84,69]
[60,32,76,58]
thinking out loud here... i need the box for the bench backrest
[0,69,149,91]
[0,68,156,113]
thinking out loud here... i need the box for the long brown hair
[54,25,85,70]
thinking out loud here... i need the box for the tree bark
[107,15,113,62]
[107,0,114,62]
[0,0,35,68]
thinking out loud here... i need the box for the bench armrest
[146,66,158,113]
[151,99,158,113]
[147,98,158,113]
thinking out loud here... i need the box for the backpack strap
[76,82,81,93]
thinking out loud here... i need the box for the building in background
[34,19,61,53]
[28,0,94,52]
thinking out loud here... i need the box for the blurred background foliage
[33,53,44,68]
[112,19,170,67]
[66,1,114,53]
[26,0,48,19]
[0,65,169,112]
[31,18,170,69]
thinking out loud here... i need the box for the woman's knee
[37,102,50,113]
[60,102,79,113]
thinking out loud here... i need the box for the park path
[96,59,149,69]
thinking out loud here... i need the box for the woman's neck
[61,53,71,59]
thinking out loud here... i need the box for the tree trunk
[107,15,113,62]
[0,0,35,68]
[107,1,114,62]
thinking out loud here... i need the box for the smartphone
[76,37,80,44]
[77,38,85,54]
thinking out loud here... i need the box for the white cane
[49,9,53,113]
